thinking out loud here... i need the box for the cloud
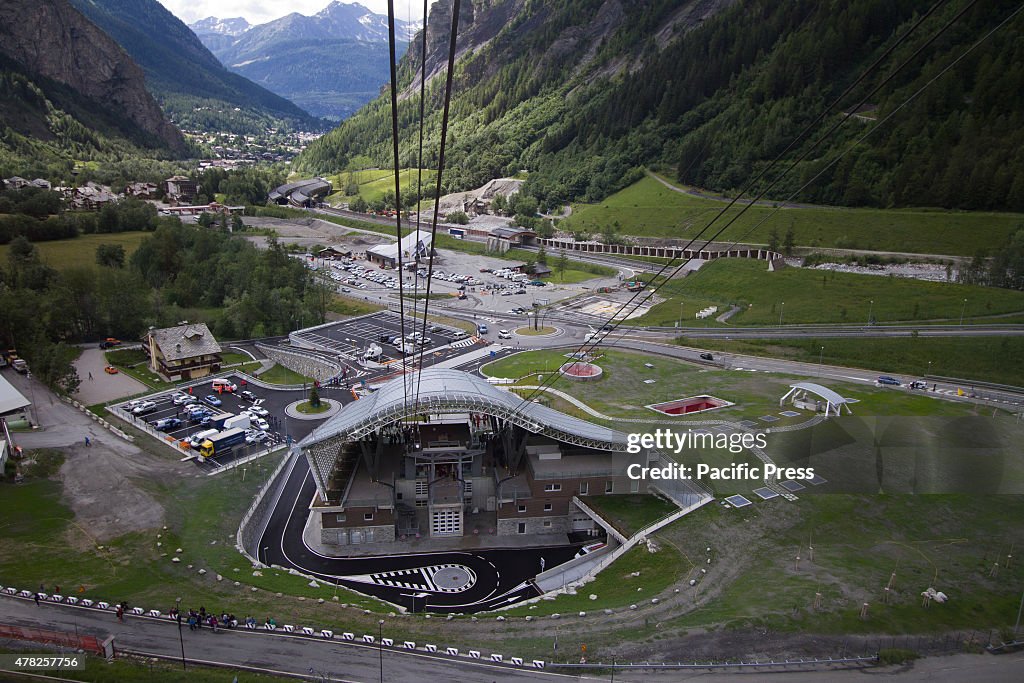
[157,0,423,26]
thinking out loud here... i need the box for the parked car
[103,365,119,374]
[203,394,223,407]
[908,380,928,390]
[171,392,193,405]
[239,390,257,402]
[245,430,268,444]
[153,417,183,432]
[132,401,157,417]
[877,376,901,386]
[699,352,714,361]
[246,406,269,418]
[252,417,270,431]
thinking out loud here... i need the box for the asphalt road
[257,455,580,614]
[0,597,555,682]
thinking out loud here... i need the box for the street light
[778,302,785,327]
[678,302,684,329]
[818,345,824,377]
[378,619,385,683]
[176,597,186,670]
[868,299,874,326]
[960,298,967,326]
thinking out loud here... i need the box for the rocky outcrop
[0,0,185,152]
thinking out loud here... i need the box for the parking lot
[112,373,354,470]
[292,311,484,373]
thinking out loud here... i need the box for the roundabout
[284,398,343,420]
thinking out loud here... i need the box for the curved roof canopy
[300,368,628,451]
[781,382,853,416]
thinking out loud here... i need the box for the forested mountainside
[192,2,413,120]
[67,0,321,134]
[0,0,186,177]
[295,0,1024,211]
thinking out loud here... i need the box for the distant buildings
[165,176,201,205]
[366,230,434,268]
[145,322,223,381]
[69,182,119,211]
[268,178,332,207]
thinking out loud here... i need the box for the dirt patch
[58,441,179,543]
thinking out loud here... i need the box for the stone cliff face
[0,0,185,152]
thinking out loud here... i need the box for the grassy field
[687,336,1024,388]
[583,495,678,536]
[256,364,313,385]
[515,326,557,335]
[327,295,385,318]
[561,175,1024,256]
[325,168,437,206]
[0,231,152,271]
[657,494,1024,636]
[502,543,688,617]
[630,259,1024,326]
[484,348,993,427]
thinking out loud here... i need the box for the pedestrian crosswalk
[450,336,481,349]
[368,564,476,593]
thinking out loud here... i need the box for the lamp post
[960,298,967,326]
[678,302,684,329]
[778,302,785,327]
[818,345,824,377]
[176,597,186,670]
[378,619,385,683]
[868,299,874,325]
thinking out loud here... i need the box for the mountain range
[66,0,320,134]
[296,0,1024,212]
[0,0,186,175]
[191,2,416,120]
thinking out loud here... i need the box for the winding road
[256,454,579,614]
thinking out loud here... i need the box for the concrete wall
[497,514,569,536]
[320,523,396,545]
[237,451,296,562]
[255,343,342,384]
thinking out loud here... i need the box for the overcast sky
[157,0,424,27]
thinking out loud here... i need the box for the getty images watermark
[624,429,814,482]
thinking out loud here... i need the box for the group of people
[171,606,272,633]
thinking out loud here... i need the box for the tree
[783,226,795,256]
[768,227,780,253]
[217,212,228,232]
[95,243,126,268]
[231,214,245,232]
[309,384,321,408]
[556,250,569,281]
[536,244,548,264]
[491,194,507,214]
[197,212,214,229]
[349,196,369,213]
[446,211,470,225]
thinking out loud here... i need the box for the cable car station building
[298,369,708,547]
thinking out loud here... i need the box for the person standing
[115,605,124,623]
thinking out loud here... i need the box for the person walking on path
[84,436,90,447]
[33,593,39,606]
[115,605,124,622]
[88,372,93,380]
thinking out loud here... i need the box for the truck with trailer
[198,428,246,460]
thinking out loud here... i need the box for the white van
[211,379,237,393]
[189,429,219,449]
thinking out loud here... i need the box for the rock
[630,604,638,610]
[496,616,505,622]
[689,579,697,586]
[187,564,193,569]
[651,598,659,605]
[234,582,240,587]
[317,598,324,604]
[674,588,680,593]
[233,568,239,573]
[157,534,162,539]
[589,594,598,601]
[604,609,613,615]
[630,571,641,577]
[251,587,258,592]
[298,597,305,601]
[210,540,217,545]
[197,569,206,575]
[525,616,533,622]
[176,548,183,554]
[636,587,642,592]
[252,571,263,577]
[216,574,223,582]
[471,616,478,622]
[446,614,454,621]
[578,611,586,617]
[707,558,711,564]
[332,597,339,602]
[308,580,319,588]
[156,542,162,547]
[424,614,431,619]
[700,568,707,574]
[551,613,560,619]
[276,593,283,597]
[171,557,180,563]
[163,526,168,530]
